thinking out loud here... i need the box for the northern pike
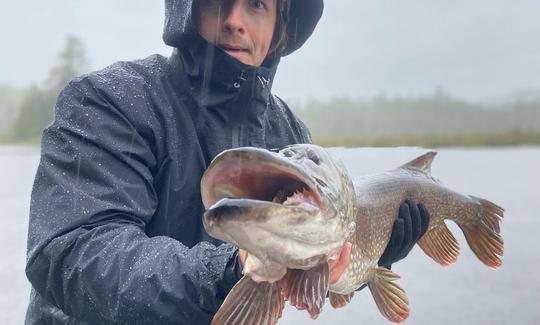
[201,144,504,324]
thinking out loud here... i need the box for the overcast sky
[2,0,540,102]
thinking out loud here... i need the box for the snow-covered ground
[1,146,538,324]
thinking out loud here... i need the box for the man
[25,0,429,324]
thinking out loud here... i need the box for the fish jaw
[203,198,347,269]
[201,147,322,211]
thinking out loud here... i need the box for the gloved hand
[378,199,430,268]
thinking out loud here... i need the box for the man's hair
[268,0,291,57]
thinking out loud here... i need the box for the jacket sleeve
[25,76,241,324]
[296,118,314,144]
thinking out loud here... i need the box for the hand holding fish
[327,242,352,284]
[378,199,430,268]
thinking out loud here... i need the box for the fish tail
[471,196,504,234]
[457,197,504,269]
[212,276,285,325]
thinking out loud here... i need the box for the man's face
[195,0,277,67]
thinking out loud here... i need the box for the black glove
[378,199,430,269]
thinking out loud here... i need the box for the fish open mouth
[201,147,344,269]
[201,148,323,212]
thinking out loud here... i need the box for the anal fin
[212,276,284,325]
[418,222,460,266]
[368,267,410,323]
[329,291,354,309]
[281,263,330,319]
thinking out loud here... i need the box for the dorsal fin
[400,151,437,174]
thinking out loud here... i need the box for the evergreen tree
[46,35,88,93]
[10,35,88,141]
[9,85,54,140]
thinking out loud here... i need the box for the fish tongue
[281,263,330,319]
[272,189,287,203]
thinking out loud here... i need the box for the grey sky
[1,0,539,102]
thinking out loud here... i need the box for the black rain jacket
[25,0,324,324]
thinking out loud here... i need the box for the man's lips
[219,43,249,53]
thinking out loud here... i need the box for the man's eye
[250,0,266,10]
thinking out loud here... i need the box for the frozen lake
[0,146,538,324]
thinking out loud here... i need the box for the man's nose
[222,2,246,34]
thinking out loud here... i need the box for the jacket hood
[163,0,324,56]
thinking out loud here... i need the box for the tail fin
[212,276,284,325]
[458,197,504,268]
[472,196,504,234]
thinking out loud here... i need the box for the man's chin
[223,49,255,66]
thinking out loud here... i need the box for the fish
[201,144,504,324]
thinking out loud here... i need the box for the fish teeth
[283,190,307,206]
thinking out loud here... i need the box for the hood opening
[163,0,324,57]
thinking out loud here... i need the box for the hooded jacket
[25,0,324,324]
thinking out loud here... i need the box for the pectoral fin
[281,263,330,319]
[368,267,410,323]
[212,276,284,325]
[329,291,354,309]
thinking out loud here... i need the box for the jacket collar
[171,33,277,110]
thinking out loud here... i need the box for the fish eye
[306,150,321,165]
[282,148,295,158]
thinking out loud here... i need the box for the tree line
[293,92,540,146]
[0,35,88,142]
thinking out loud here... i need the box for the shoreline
[2,132,540,149]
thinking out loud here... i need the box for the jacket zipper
[232,124,241,148]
